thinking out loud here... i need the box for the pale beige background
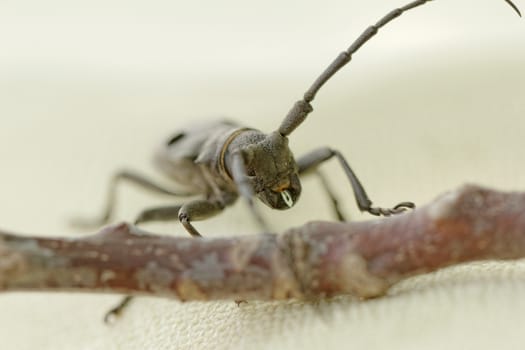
[1,0,525,349]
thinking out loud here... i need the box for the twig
[1,184,524,300]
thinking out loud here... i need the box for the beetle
[74,119,414,236]
[71,0,521,321]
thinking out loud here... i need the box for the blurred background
[0,0,524,349]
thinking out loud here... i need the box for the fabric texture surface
[1,1,524,349]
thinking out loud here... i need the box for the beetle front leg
[297,147,414,217]
[134,205,183,225]
[132,200,229,237]
[178,199,228,237]
[230,151,270,232]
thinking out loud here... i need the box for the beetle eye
[280,190,294,208]
[166,132,185,146]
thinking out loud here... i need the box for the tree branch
[1,184,524,301]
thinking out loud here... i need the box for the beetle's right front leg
[297,147,415,217]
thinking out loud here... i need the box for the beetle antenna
[505,0,522,16]
[277,0,521,137]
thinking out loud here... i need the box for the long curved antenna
[506,0,522,16]
[277,0,521,137]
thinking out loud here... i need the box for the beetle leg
[103,296,133,324]
[70,169,194,229]
[297,147,415,217]
[178,198,234,237]
[297,149,349,219]
[315,170,346,221]
[230,152,270,232]
[299,168,346,221]
[134,205,183,225]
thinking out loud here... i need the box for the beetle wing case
[153,120,240,194]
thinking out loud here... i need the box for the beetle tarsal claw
[281,190,294,208]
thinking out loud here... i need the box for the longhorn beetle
[72,0,522,321]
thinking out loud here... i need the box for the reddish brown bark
[0,184,524,300]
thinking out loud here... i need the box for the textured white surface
[1,0,525,349]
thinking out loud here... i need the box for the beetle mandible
[71,0,521,321]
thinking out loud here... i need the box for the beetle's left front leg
[133,198,232,237]
[178,199,228,237]
[230,151,270,232]
[297,147,415,217]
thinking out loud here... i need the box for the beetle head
[242,132,301,210]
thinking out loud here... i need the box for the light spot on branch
[0,239,27,287]
[84,251,99,259]
[339,253,389,298]
[100,270,116,283]
[427,190,460,220]
[177,279,207,300]
[190,253,226,282]
[135,261,175,293]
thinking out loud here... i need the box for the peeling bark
[1,184,524,300]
